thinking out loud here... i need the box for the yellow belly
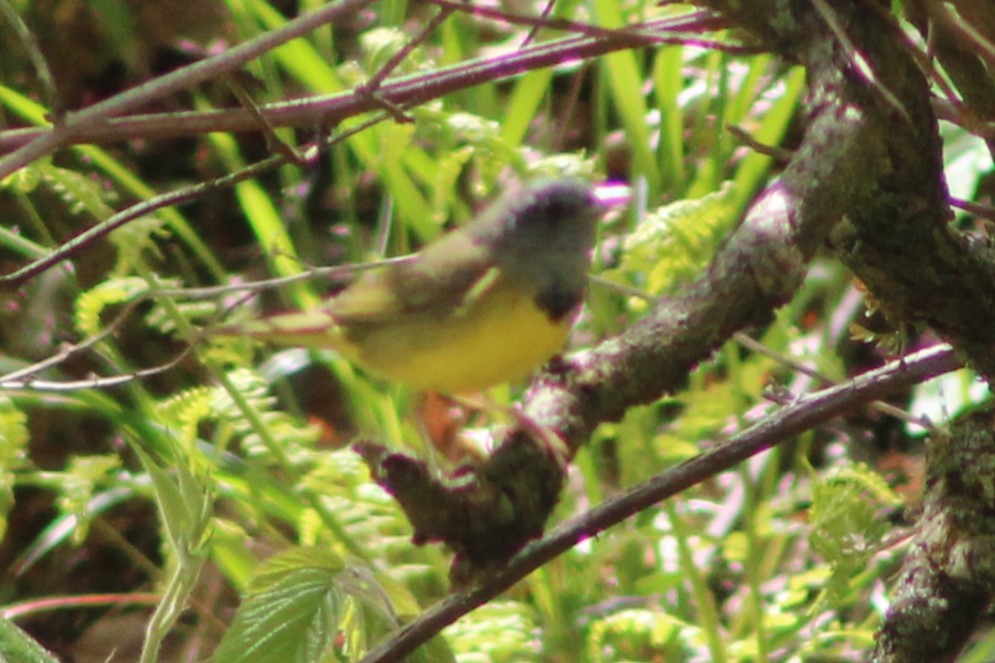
[345,283,572,393]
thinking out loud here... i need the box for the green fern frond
[156,384,217,445]
[215,369,319,462]
[446,600,543,662]
[74,276,150,339]
[586,608,693,661]
[240,410,320,463]
[820,463,903,508]
[57,454,122,544]
[299,450,413,555]
[108,215,168,276]
[0,397,30,542]
[40,162,116,218]
[144,295,218,336]
[809,461,898,607]
[35,162,168,275]
[155,367,318,462]
[605,181,739,305]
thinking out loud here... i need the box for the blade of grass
[591,0,660,195]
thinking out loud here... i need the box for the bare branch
[0,13,730,156]
[360,344,960,663]
[0,0,378,179]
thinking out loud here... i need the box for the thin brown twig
[927,1,995,69]
[357,4,459,123]
[933,98,995,138]
[0,112,390,289]
[0,0,378,180]
[0,593,163,620]
[0,297,149,386]
[950,196,995,221]
[0,291,195,391]
[152,254,414,299]
[810,0,912,126]
[225,76,307,165]
[429,1,730,48]
[521,0,558,47]
[0,347,193,391]
[733,332,934,431]
[0,13,736,156]
[888,15,964,114]
[0,0,62,116]
[726,123,794,160]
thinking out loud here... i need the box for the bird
[214,178,602,393]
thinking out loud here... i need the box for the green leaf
[0,617,60,663]
[500,68,556,148]
[131,445,212,553]
[211,547,346,663]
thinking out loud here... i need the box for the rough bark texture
[905,0,995,157]
[874,405,995,662]
[701,2,995,659]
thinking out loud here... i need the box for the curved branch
[875,401,995,662]
[361,345,959,663]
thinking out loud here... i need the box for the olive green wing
[326,229,498,327]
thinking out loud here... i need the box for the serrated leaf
[250,546,345,591]
[212,547,346,663]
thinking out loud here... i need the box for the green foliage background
[0,0,992,661]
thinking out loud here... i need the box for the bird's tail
[211,308,346,350]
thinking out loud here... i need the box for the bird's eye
[540,193,586,223]
[543,199,569,220]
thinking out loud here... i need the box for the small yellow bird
[217,178,602,393]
